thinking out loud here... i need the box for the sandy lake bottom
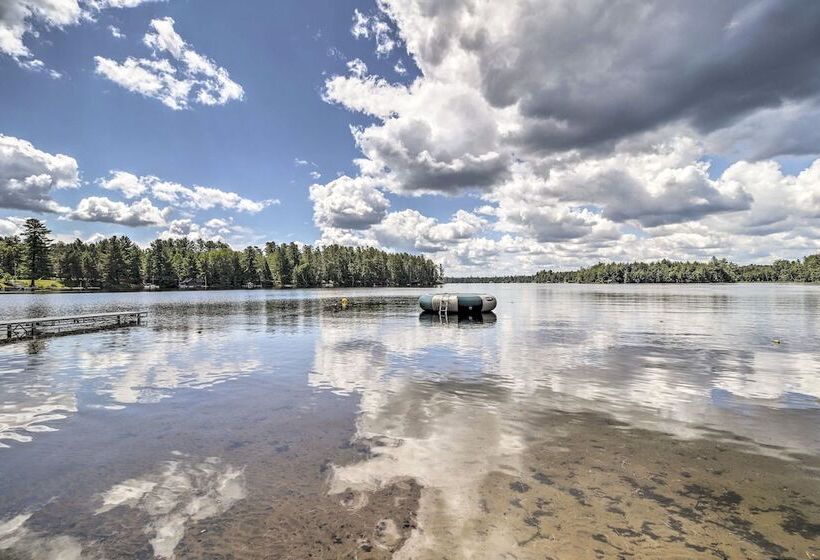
[0,284,818,559]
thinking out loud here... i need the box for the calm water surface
[0,284,818,559]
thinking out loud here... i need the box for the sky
[1,0,820,275]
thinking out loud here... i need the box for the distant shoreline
[3,281,819,296]
[0,284,440,295]
[447,254,820,284]
[445,279,820,285]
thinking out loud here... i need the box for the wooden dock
[1,311,147,343]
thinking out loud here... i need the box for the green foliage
[448,255,820,284]
[0,235,23,277]
[22,222,440,290]
[21,218,52,287]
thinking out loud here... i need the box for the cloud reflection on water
[0,453,245,560]
[308,284,819,556]
[0,328,262,447]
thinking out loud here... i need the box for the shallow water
[0,284,818,559]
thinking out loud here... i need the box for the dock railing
[1,311,147,343]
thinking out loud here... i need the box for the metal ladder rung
[438,295,449,316]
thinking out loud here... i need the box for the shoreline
[2,280,819,296]
[0,284,441,295]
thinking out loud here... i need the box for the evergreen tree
[21,218,52,286]
[242,246,260,286]
[103,237,127,288]
[258,253,273,287]
[123,239,143,286]
[0,236,23,277]
[147,240,176,288]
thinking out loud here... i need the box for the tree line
[1,218,442,290]
[447,255,820,284]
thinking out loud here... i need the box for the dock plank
[2,311,148,343]
[0,311,147,326]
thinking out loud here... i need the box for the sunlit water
[0,284,818,559]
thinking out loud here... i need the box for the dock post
[6,324,10,340]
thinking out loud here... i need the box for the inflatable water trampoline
[418,293,497,315]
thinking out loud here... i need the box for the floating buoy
[772,338,781,345]
[418,293,497,315]
[340,297,349,309]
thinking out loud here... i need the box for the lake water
[0,284,818,559]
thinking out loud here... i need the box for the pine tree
[0,236,22,277]
[103,237,126,288]
[22,218,52,287]
[259,253,273,287]
[147,240,176,288]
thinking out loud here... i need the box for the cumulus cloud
[0,0,160,72]
[160,217,249,242]
[0,217,24,236]
[708,159,820,235]
[98,170,147,198]
[98,170,277,212]
[0,134,78,213]
[323,74,510,195]
[151,182,275,213]
[491,138,752,231]
[372,209,486,252]
[95,17,244,110]
[309,175,390,230]
[378,0,820,153]
[313,1,820,272]
[67,196,170,226]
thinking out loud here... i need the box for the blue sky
[2,1,820,274]
[0,0,463,244]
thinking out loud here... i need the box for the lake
[0,284,818,559]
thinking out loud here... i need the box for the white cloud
[372,209,486,252]
[0,0,161,72]
[323,76,510,195]
[98,170,277,212]
[150,181,276,213]
[95,17,244,110]
[98,170,147,198]
[309,171,321,180]
[309,175,390,230]
[313,2,820,273]
[0,0,83,62]
[88,0,162,7]
[393,59,406,75]
[68,196,170,226]
[346,57,367,78]
[108,25,124,39]
[315,226,374,248]
[0,134,78,213]
[351,8,396,57]
[160,217,249,243]
[0,217,24,236]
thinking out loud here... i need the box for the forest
[0,219,442,290]
[448,255,820,284]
